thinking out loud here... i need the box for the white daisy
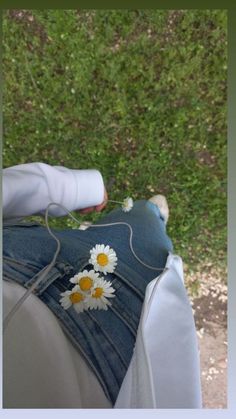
[122,197,133,212]
[89,244,118,275]
[69,269,100,292]
[87,277,116,310]
[59,285,86,313]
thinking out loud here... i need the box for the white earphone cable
[3,202,162,332]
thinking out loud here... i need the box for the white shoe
[148,195,169,224]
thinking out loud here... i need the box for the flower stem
[108,199,123,205]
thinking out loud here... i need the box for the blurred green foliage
[2,9,227,273]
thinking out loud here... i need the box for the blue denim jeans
[3,200,173,404]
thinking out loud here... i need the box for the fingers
[78,189,108,215]
[95,189,108,212]
[79,206,96,215]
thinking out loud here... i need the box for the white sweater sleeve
[3,162,105,219]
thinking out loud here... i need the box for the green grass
[3,9,227,276]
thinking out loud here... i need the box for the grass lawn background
[2,9,227,294]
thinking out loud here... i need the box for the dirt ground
[197,324,227,408]
[191,272,227,409]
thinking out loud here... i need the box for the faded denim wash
[3,200,173,404]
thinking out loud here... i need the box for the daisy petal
[89,244,118,274]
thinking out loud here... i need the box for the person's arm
[3,162,105,220]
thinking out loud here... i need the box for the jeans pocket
[3,256,43,283]
[3,255,75,296]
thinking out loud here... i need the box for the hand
[78,189,108,215]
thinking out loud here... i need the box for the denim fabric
[3,200,173,404]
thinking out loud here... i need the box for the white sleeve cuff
[3,163,105,219]
[45,166,105,216]
[71,169,105,211]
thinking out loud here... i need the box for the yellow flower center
[70,292,84,304]
[97,253,109,266]
[79,276,93,291]
[92,287,104,299]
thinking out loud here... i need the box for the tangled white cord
[3,202,163,332]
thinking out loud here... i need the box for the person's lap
[3,199,173,404]
[3,199,173,286]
